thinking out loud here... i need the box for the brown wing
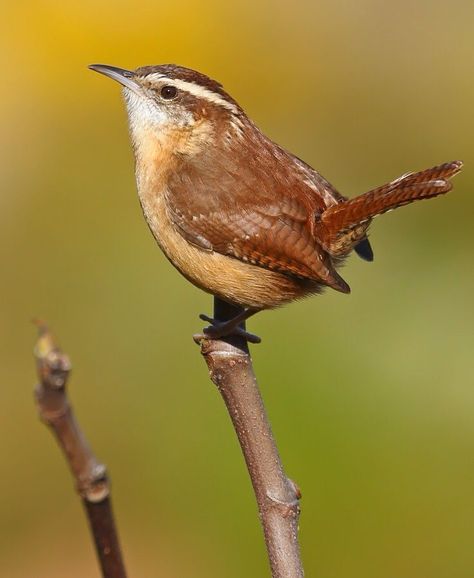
[166,144,350,293]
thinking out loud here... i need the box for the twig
[33,322,127,578]
[196,298,304,577]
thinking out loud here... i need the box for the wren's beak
[89,64,139,92]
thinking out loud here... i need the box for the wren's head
[89,64,245,157]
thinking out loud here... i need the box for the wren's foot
[196,312,261,344]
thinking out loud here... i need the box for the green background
[1,1,473,576]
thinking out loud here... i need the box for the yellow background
[1,1,473,576]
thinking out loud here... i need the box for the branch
[196,298,304,577]
[33,322,127,578]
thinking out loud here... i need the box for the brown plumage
[89,63,462,338]
[319,160,462,257]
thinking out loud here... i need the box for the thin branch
[33,322,127,578]
[196,298,304,578]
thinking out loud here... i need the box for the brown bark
[33,322,127,578]
[197,298,304,577]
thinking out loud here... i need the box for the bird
[89,63,462,343]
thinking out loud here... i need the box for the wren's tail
[320,160,463,257]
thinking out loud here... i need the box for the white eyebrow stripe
[145,73,238,114]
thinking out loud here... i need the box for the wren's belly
[138,191,313,309]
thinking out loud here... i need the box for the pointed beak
[89,64,139,92]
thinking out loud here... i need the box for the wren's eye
[160,85,178,100]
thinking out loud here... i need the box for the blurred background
[1,1,473,576]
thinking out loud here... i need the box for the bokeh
[1,1,473,576]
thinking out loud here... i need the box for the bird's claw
[196,313,261,344]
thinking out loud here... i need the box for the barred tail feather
[320,160,462,256]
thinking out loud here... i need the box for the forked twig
[196,298,304,577]
[33,322,127,578]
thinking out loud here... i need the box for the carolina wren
[90,63,462,342]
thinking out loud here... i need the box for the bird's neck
[132,121,216,193]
